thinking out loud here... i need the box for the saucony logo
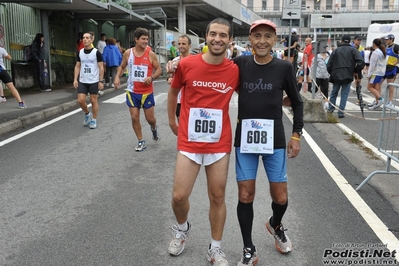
[211,87,233,93]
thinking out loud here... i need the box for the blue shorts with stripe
[125,91,155,109]
[235,147,287,183]
[368,75,384,84]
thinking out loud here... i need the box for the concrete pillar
[178,0,186,33]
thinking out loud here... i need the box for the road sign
[282,0,301,20]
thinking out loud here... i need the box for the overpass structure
[8,0,261,38]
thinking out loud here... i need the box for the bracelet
[150,76,154,81]
[291,136,300,141]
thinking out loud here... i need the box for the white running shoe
[237,247,258,266]
[83,112,92,126]
[168,222,191,256]
[207,245,229,266]
[89,119,97,129]
[367,100,376,107]
[265,216,292,254]
[135,140,147,152]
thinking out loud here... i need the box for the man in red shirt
[297,37,314,92]
[114,27,162,151]
[167,18,239,266]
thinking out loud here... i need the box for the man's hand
[166,59,180,73]
[287,137,300,158]
[73,80,78,89]
[283,95,291,107]
[114,77,120,90]
[169,123,178,136]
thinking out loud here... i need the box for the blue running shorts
[368,75,384,85]
[126,91,155,109]
[235,147,287,183]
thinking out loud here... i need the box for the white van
[366,23,399,47]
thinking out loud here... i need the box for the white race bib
[81,62,94,77]
[240,119,274,154]
[188,108,223,142]
[132,65,148,82]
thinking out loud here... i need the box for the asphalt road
[0,80,398,266]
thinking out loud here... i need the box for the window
[262,0,267,10]
[247,0,253,9]
[368,0,375,9]
[302,0,307,9]
[341,0,346,8]
[315,0,321,10]
[326,0,333,10]
[352,0,359,10]
[382,0,389,9]
[274,0,280,11]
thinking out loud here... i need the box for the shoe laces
[242,248,255,264]
[275,224,288,243]
[209,246,227,261]
[171,225,188,240]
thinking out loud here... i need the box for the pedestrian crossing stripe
[102,91,385,112]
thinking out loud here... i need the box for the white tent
[366,23,399,47]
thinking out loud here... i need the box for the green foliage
[52,62,75,85]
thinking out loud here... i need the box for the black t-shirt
[232,56,304,149]
[285,34,298,52]
[76,48,103,62]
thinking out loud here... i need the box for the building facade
[243,0,399,47]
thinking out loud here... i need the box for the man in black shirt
[280,28,299,65]
[233,20,303,266]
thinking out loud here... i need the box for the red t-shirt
[171,54,240,153]
[302,44,314,68]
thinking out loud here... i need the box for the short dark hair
[134,27,149,40]
[179,34,192,45]
[206,17,232,38]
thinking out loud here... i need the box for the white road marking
[0,107,85,147]
[283,108,399,253]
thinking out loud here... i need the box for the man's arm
[167,87,180,136]
[353,48,365,71]
[73,62,81,89]
[114,49,130,89]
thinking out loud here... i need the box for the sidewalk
[0,77,127,136]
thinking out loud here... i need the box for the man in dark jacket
[31,33,51,92]
[327,35,365,118]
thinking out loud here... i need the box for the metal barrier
[356,83,399,190]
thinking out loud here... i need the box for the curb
[0,84,125,137]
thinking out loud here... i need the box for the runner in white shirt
[73,32,104,129]
[0,47,27,108]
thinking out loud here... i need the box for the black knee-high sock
[271,201,288,228]
[308,83,313,92]
[237,201,255,249]
[297,83,302,91]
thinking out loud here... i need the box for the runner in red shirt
[167,17,239,266]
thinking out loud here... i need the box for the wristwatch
[293,130,303,137]
[99,80,105,83]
